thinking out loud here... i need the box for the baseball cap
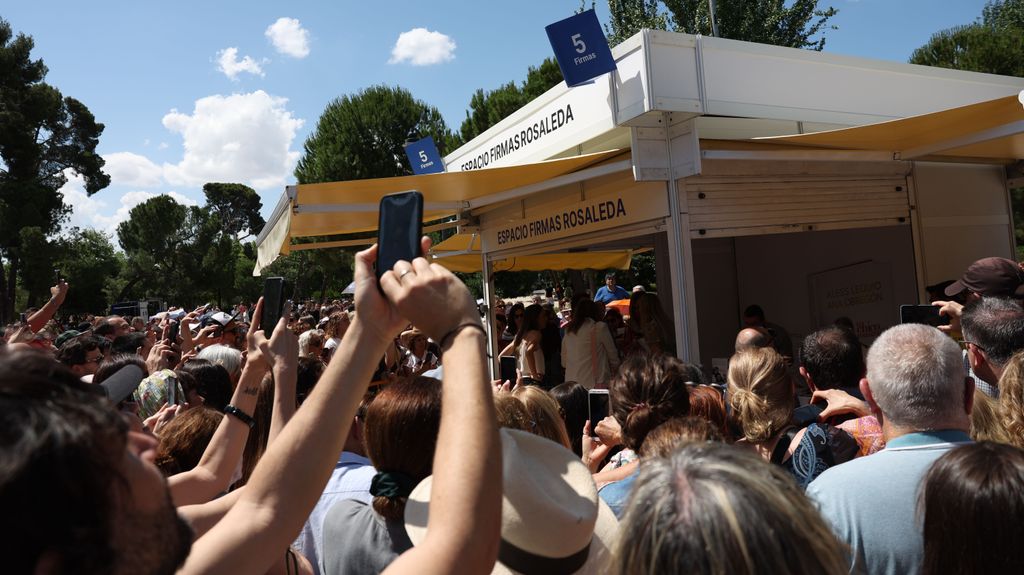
[54,330,83,349]
[945,257,1024,298]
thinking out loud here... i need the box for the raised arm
[28,280,68,333]
[382,255,502,575]
[180,244,408,575]
[267,308,299,444]
[168,303,271,507]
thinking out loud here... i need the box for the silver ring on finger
[398,269,413,281]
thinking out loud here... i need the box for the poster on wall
[808,260,894,344]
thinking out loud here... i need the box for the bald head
[735,327,772,352]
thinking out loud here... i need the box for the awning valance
[254,149,629,274]
[758,91,1024,162]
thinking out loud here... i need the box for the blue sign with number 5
[404,136,445,175]
[545,9,617,87]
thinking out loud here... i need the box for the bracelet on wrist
[224,404,256,428]
[438,322,486,352]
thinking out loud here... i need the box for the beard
[113,493,193,575]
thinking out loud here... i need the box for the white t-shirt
[561,319,620,389]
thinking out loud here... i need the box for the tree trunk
[0,256,8,324]
[5,254,18,322]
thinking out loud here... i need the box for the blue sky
[3,0,994,235]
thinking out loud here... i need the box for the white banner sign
[446,77,616,172]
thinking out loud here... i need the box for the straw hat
[404,429,618,574]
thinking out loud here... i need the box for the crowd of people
[4,245,1024,574]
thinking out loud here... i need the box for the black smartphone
[588,389,610,437]
[376,191,424,282]
[54,269,62,284]
[900,304,950,327]
[19,312,27,323]
[499,356,517,385]
[261,277,286,333]
[165,320,180,343]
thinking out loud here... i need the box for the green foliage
[55,229,121,314]
[454,59,564,146]
[603,0,668,46]
[909,0,1024,77]
[294,85,452,184]
[202,183,266,239]
[111,188,276,308]
[664,0,837,50]
[17,227,59,304]
[595,0,837,49]
[0,18,109,320]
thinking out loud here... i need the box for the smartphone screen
[588,389,610,437]
[376,191,424,282]
[261,277,286,333]
[900,304,950,327]
[499,356,517,384]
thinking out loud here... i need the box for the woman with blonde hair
[999,351,1024,448]
[611,442,848,575]
[512,385,572,449]
[971,388,1010,444]
[728,347,857,488]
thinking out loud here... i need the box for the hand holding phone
[587,389,610,437]
[261,277,287,333]
[376,191,424,283]
[499,356,517,385]
[900,304,950,328]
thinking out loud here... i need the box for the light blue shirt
[598,468,639,519]
[807,430,972,575]
[594,284,629,304]
[294,451,376,575]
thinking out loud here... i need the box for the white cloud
[161,90,304,190]
[158,142,168,150]
[265,17,310,58]
[60,169,197,235]
[217,47,266,80]
[388,28,456,66]
[103,152,164,188]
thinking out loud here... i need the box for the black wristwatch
[224,404,255,428]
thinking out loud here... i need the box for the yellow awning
[289,149,624,238]
[430,233,632,273]
[254,150,628,274]
[760,92,1024,162]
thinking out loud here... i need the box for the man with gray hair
[961,296,1024,397]
[807,323,973,575]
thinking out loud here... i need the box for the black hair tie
[370,471,418,499]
